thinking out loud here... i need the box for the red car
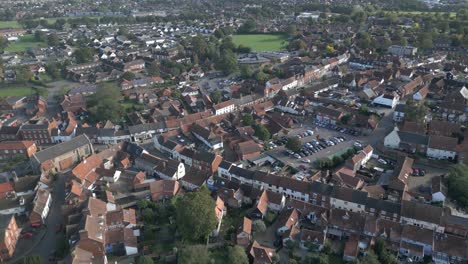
[20,232,33,238]
[30,223,41,228]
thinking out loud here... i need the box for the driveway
[11,172,68,263]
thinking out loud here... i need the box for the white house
[426,136,457,160]
[431,176,446,203]
[213,100,235,115]
[330,188,367,213]
[154,159,185,180]
[393,104,406,122]
[384,127,401,149]
[372,94,399,109]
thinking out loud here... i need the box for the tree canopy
[177,245,210,264]
[448,164,468,208]
[175,187,217,242]
[73,47,94,63]
[286,137,302,152]
[227,245,249,264]
[87,83,123,122]
[254,124,271,141]
[136,256,154,264]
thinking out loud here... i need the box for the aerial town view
[0,0,467,263]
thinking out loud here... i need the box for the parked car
[412,168,420,176]
[378,158,388,165]
[20,232,33,239]
[302,159,311,163]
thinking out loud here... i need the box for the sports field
[383,11,457,18]
[0,20,21,29]
[0,87,34,97]
[232,34,288,51]
[5,34,47,53]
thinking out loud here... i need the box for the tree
[332,156,343,166]
[87,83,123,122]
[177,245,210,264]
[219,49,238,75]
[121,71,136,81]
[448,164,468,208]
[136,256,154,264]
[286,24,297,37]
[73,47,94,63]
[286,137,302,152]
[146,62,160,76]
[254,124,271,141]
[238,19,256,33]
[15,66,32,83]
[303,253,329,264]
[34,31,47,42]
[175,187,217,242]
[254,71,270,82]
[253,220,266,233]
[360,252,380,264]
[242,114,254,126]
[227,246,249,264]
[417,33,433,50]
[240,65,253,79]
[405,101,427,122]
[210,90,222,104]
[47,33,60,47]
[18,256,43,264]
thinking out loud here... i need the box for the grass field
[383,11,457,18]
[0,87,34,97]
[0,20,21,29]
[5,34,47,53]
[232,34,288,51]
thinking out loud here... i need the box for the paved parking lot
[266,122,361,169]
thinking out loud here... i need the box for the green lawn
[5,34,47,53]
[383,11,457,18]
[232,34,288,51]
[0,20,21,29]
[0,87,34,97]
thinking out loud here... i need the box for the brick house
[0,140,37,160]
[0,215,19,261]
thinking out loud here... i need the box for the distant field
[0,87,34,97]
[383,11,457,18]
[5,34,47,53]
[232,34,288,51]
[0,20,21,29]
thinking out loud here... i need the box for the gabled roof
[401,200,443,225]
[33,134,92,163]
[428,135,458,151]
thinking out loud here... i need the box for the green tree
[254,71,270,82]
[253,220,266,233]
[286,137,302,152]
[219,49,238,75]
[210,90,222,104]
[332,155,343,166]
[121,71,136,81]
[17,256,43,264]
[34,31,47,42]
[146,62,160,76]
[175,187,217,242]
[136,256,154,264]
[15,66,32,83]
[360,252,380,264]
[242,114,254,126]
[405,101,427,122]
[227,245,249,264]
[417,33,433,49]
[73,47,94,63]
[303,253,329,264]
[240,65,253,79]
[448,164,468,208]
[178,245,210,264]
[47,33,60,47]
[286,24,297,37]
[238,19,257,33]
[254,124,271,141]
[87,83,123,122]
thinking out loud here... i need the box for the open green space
[383,11,457,18]
[0,20,21,29]
[5,34,47,53]
[0,87,34,97]
[232,34,288,51]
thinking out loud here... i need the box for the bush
[253,220,266,233]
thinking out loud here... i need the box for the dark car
[419,169,426,176]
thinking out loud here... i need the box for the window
[4,150,8,154]
[313,193,317,198]
[357,205,361,208]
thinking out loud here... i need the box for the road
[29,173,67,263]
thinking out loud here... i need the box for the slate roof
[398,131,429,145]
[32,134,92,163]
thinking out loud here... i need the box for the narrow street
[10,173,67,263]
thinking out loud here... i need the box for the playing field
[5,34,47,53]
[383,11,457,18]
[0,20,21,29]
[232,34,288,51]
[0,87,34,97]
